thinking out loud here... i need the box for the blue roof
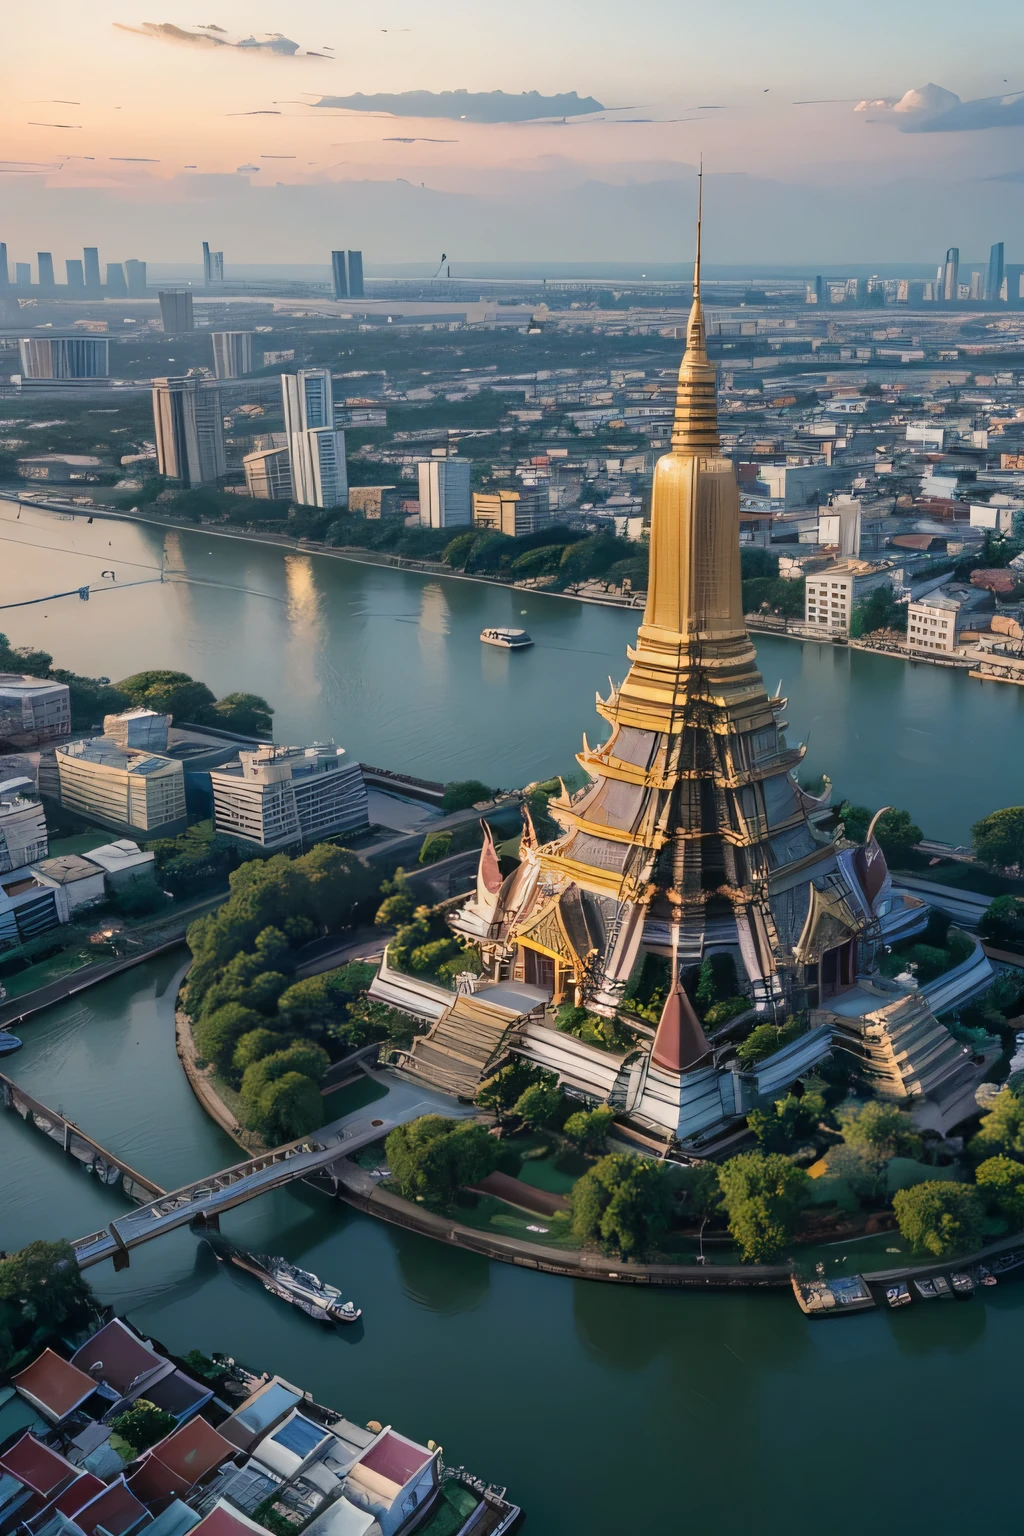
[271,1415,328,1459]
[234,1382,302,1435]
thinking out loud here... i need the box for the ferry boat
[480,627,533,650]
[0,1031,22,1056]
[209,1239,361,1324]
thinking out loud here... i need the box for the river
[2,501,1024,840]
[2,952,1020,1535]
[2,501,1022,1532]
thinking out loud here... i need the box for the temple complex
[371,194,996,1147]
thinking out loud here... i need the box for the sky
[4,0,1024,268]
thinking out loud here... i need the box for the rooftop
[0,1434,78,1497]
[11,1349,97,1422]
[0,675,67,695]
[57,741,178,776]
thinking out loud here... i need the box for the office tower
[66,259,85,293]
[202,241,224,285]
[19,336,109,379]
[292,429,347,508]
[37,253,55,289]
[209,744,368,850]
[986,241,1005,302]
[347,250,364,298]
[83,246,102,295]
[152,376,226,486]
[211,330,253,379]
[473,487,550,537]
[282,368,333,436]
[970,270,984,300]
[244,446,293,500]
[15,263,31,287]
[811,274,825,306]
[105,263,128,298]
[158,289,194,332]
[124,259,147,297]
[418,457,472,528]
[331,250,348,299]
[1005,264,1024,306]
[0,243,8,288]
[942,247,959,301]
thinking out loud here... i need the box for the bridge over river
[0,1067,460,1270]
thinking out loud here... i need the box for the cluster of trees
[836,802,923,865]
[148,819,256,899]
[442,525,645,594]
[850,586,908,638]
[740,551,806,620]
[475,1059,613,1150]
[187,847,385,1143]
[980,895,1024,951]
[622,951,749,1034]
[878,909,975,985]
[972,808,1024,874]
[0,1241,98,1374]
[382,874,483,987]
[110,1400,177,1454]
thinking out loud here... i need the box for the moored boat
[480,627,533,650]
[950,1271,974,1298]
[886,1282,912,1308]
[208,1238,361,1324]
[913,1277,940,1300]
[0,1031,22,1056]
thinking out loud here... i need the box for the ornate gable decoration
[793,879,861,965]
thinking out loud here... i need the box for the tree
[213,692,274,735]
[735,1017,804,1068]
[673,1162,723,1223]
[838,1099,922,1163]
[116,669,217,723]
[557,532,624,588]
[419,830,453,864]
[0,1241,97,1372]
[277,963,376,1038]
[385,1115,498,1204]
[477,1060,547,1119]
[110,1399,176,1453]
[513,1080,568,1132]
[241,1040,330,1099]
[243,1072,325,1144]
[232,1029,291,1075]
[443,779,493,813]
[748,1091,828,1154]
[972,807,1024,871]
[294,844,376,933]
[375,869,417,928]
[872,808,922,864]
[569,1152,677,1257]
[695,953,738,1011]
[969,1087,1024,1161]
[975,1155,1024,1226]
[980,895,1024,951]
[330,997,411,1052]
[849,587,907,638]
[717,1152,810,1262]
[193,1003,266,1075]
[563,1105,615,1153]
[892,1181,984,1259]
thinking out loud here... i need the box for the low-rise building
[209,744,368,850]
[0,777,47,871]
[55,741,187,837]
[244,446,293,502]
[0,674,71,748]
[472,487,550,537]
[103,708,171,752]
[83,838,157,886]
[803,559,893,635]
[906,585,989,653]
[0,869,70,949]
[32,853,108,910]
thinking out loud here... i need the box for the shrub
[892,1181,984,1258]
[442,779,493,813]
[110,1400,176,1453]
[717,1152,809,1262]
[975,1155,1024,1225]
[735,1016,803,1068]
[563,1105,615,1153]
[477,1061,548,1117]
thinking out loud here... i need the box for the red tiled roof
[651,982,712,1073]
[11,1349,97,1421]
[51,1474,106,1517]
[191,1506,264,1536]
[148,1419,233,1484]
[74,1479,150,1536]
[359,1431,432,1489]
[70,1319,162,1396]
[0,1434,77,1497]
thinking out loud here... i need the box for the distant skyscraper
[418,458,471,528]
[37,253,55,289]
[66,259,85,293]
[152,377,225,486]
[970,270,984,300]
[347,250,364,298]
[283,369,335,502]
[0,244,8,288]
[202,242,224,285]
[15,263,31,288]
[986,241,1005,302]
[158,289,194,332]
[1005,264,1024,306]
[331,250,348,300]
[942,247,959,302]
[124,259,147,297]
[211,331,254,379]
[19,336,109,380]
[105,263,128,298]
[83,247,102,296]
[292,428,348,508]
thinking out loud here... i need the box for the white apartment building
[211,331,254,380]
[55,740,187,837]
[0,674,71,748]
[244,446,293,501]
[419,458,472,529]
[152,377,226,487]
[0,779,47,873]
[906,594,963,655]
[803,560,893,635]
[209,744,368,850]
[294,428,348,509]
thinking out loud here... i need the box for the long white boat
[480,627,533,650]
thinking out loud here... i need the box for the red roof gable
[51,1474,106,1517]
[359,1431,432,1489]
[70,1319,162,1396]
[74,1478,150,1536]
[11,1349,97,1421]
[0,1434,78,1497]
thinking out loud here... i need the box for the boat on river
[886,1282,911,1308]
[0,1031,22,1055]
[209,1239,361,1324]
[480,627,533,650]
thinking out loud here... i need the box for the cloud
[113,22,314,57]
[309,89,604,123]
[857,82,1024,132]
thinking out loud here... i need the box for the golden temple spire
[671,165,719,457]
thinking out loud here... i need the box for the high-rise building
[202,241,224,285]
[65,259,85,293]
[211,331,253,379]
[942,247,959,302]
[14,264,31,288]
[105,263,128,299]
[124,259,147,297]
[83,247,102,295]
[986,241,1005,302]
[158,289,194,333]
[346,250,364,298]
[19,336,109,380]
[152,376,226,486]
[970,270,984,301]
[331,250,348,300]
[0,243,8,288]
[418,457,472,528]
[37,253,55,289]
[473,487,550,537]
[282,368,333,433]
[244,446,293,501]
[1005,264,1024,306]
[293,428,348,508]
